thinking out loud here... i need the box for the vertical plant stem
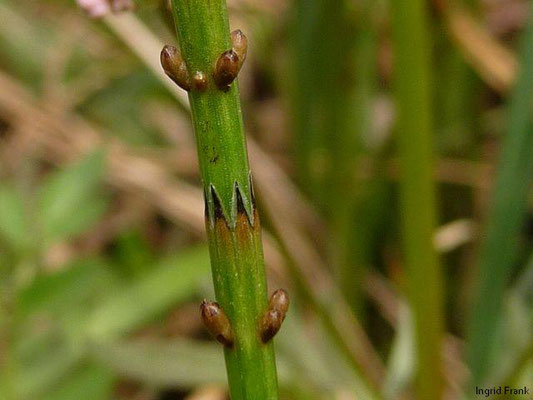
[169,1,279,399]
[289,0,353,208]
[390,1,444,400]
[335,0,379,317]
[466,12,533,387]
[288,0,375,317]
[288,0,328,200]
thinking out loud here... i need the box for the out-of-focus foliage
[0,0,531,399]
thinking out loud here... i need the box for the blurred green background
[0,0,531,399]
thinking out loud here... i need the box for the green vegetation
[0,1,531,400]
[466,9,533,387]
[390,0,444,398]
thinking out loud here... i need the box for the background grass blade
[466,11,533,387]
[390,0,445,398]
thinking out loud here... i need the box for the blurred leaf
[17,258,113,318]
[91,339,226,387]
[0,185,29,251]
[86,246,210,340]
[91,337,293,390]
[40,364,114,400]
[16,342,83,400]
[13,248,210,399]
[13,258,115,399]
[466,12,533,385]
[0,1,44,88]
[276,313,336,390]
[112,230,154,279]
[488,256,533,386]
[39,150,108,243]
[79,70,168,146]
[276,308,378,400]
[384,304,415,400]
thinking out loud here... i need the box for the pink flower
[77,0,135,18]
[76,0,110,18]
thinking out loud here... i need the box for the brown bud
[192,70,208,91]
[213,30,248,91]
[259,289,289,343]
[231,29,248,69]
[269,289,289,315]
[260,309,283,343]
[160,45,191,91]
[213,49,240,91]
[200,300,234,347]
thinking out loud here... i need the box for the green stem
[169,1,279,399]
[289,0,352,206]
[390,1,444,400]
[334,0,379,317]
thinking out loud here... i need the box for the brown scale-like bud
[259,289,289,343]
[214,49,240,91]
[260,309,283,343]
[200,300,234,347]
[269,289,289,315]
[160,45,191,91]
[213,30,248,91]
[231,29,248,69]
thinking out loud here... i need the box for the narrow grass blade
[466,12,533,387]
[390,0,445,399]
[87,246,210,340]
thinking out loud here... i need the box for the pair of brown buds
[161,30,248,92]
[200,289,289,348]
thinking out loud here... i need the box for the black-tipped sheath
[235,183,247,216]
[210,185,225,222]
